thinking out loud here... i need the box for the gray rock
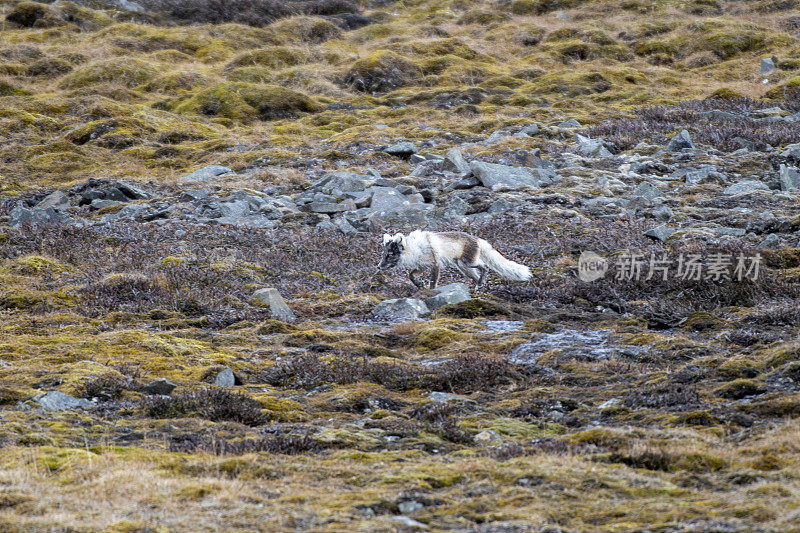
[331,216,358,235]
[384,142,417,157]
[666,129,695,152]
[182,165,233,182]
[575,134,612,158]
[723,180,770,196]
[369,187,424,212]
[631,182,664,201]
[443,197,469,219]
[442,147,471,175]
[474,430,502,445]
[758,233,780,249]
[760,57,776,75]
[34,191,69,210]
[470,161,557,191]
[305,201,352,214]
[652,205,673,221]
[518,123,539,136]
[428,391,471,402]
[365,203,434,228]
[9,205,73,229]
[398,501,424,515]
[487,198,512,213]
[714,227,746,237]
[781,144,800,161]
[104,187,129,202]
[453,176,480,189]
[644,225,676,243]
[424,283,470,310]
[252,288,296,322]
[313,172,374,195]
[33,391,92,411]
[390,516,428,530]
[779,164,800,191]
[682,166,726,185]
[409,154,426,164]
[218,199,251,218]
[557,119,582,129]
[180,189,210,202]
[118,0,145,11]
[143,378,177,395]
[485,130,511,143]
[116,183,149,200]
[90,199,123,210]
[105,204,148,220]
[214,368,235,387]
[370,298,430,321]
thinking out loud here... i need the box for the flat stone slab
[32,391,92,411]
[182,165,233,182]
[370,298,430,321]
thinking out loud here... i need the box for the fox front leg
[474,265,487,288]
[430,265,441,289]
[409,268,424,289]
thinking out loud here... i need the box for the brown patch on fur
[439,232,480,264]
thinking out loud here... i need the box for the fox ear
[382,234,392,245]
[392,233,404,243]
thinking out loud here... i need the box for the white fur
[393,230,531,282]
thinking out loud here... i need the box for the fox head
[378,233,405,270]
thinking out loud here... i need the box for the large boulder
[424,283,470,311]
[723,180,770,196]
[470,161,558,191]
[9,205,73,229]
[666,129,694,152]
[182,165,233,182]
[32,391,92,411]
[442,147,471,175]
[779,164,800,192]
[143,378,177,395]
[575,134,612,158]
[252,288,296,322]
[371,298,430,321]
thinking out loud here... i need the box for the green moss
[269,16,342,44]
[0,80,29,97]
[342,50,421,93]
[59,58,158,89]
[6,255,71,275]
[432,299,508,319]
[708,87,744,100]
[415,327,468,351]
[715,379,766,400]
[226,47,311,70]
[173,82,320,121]
[681,311,724,331]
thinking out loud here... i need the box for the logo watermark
[578,251,762,282]
[578,251,609,282]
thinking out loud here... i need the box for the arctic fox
[377,230,531,289]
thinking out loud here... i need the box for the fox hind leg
[456,259,481,285]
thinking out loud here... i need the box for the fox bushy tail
[479,242,531,281]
